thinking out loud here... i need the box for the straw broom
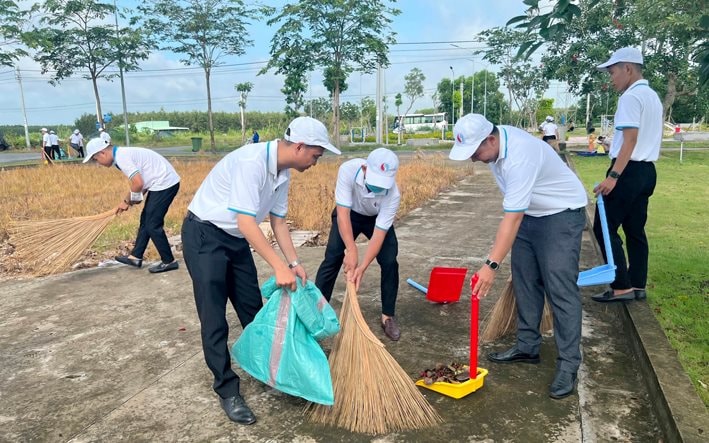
[9,209,116,276]
[481,276,554,343]
[307,280,443,434]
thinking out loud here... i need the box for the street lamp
[449,66,455,125]
[483,67,488,118]
[451,44,476,115]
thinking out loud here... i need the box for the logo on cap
[456,133,464,143]
[380,163,394,172]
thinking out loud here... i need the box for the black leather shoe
[591,289,635,302]
[148,261,179,273]
[634,289,647,300]
[219,394,256,425]
[487,347,540,364]
[115,255,142,268]
[381,317,401,341]
[549,370,577,399]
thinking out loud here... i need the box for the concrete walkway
[0,161,702,442]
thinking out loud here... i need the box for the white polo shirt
[188,141,290,238]
[42,133,50,147]
[541,122,558,137]
[113,146,180,192]
[489,126,587,217]
[335,159,400,231]
[49,133,59,145]
[70,133,83,145]
[610,79,663,161]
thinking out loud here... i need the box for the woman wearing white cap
[449,113,587,400]
[83,138,181,273]
[181,116,340,426]
[314,147,402,341]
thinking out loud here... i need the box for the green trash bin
[191,137,203,152]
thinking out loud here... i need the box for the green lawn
[572,150,709,406]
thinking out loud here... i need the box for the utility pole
[114,0,130,146]
[375,63,382,144]
[483,69,488,118]
[15,67,31,149]
[449,66,455,126]
[459,80,464,120]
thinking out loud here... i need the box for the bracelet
[288,259,300,269]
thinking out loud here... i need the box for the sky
[0,0,572,127]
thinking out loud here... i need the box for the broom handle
[345,281,385,347]
[470,273,480,378]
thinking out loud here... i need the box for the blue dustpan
[577,194,616,286]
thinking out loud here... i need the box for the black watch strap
[485,259,500,270]
[608,170,621,179]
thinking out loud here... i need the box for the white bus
[392,112,447,133]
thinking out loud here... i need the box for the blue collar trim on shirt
[629,79,649,90]
[112,145,120,170]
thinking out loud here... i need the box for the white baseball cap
[449,114,494,161]
[83,138,110,163]
[49,130,55,134]
[74,129,80,134]
[284,116,341,154]
[41,128,47,132]
[365,148,399,189]
[597,47,643,70]
[546,116,554,122]
[98,127,104,132]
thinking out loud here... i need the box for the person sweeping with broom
[181,116,340,426]
[449,113,587,400]
[314,148,402,341]
[83,138,181,273]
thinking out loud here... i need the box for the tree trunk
[92,76,103,129]
[205,68,216,153]
[662,73,677,122]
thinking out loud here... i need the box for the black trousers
[181,213,263,399]
[131,182,179,263]
[594,159,656,290]
[315,209,399,316]
[71,143,84,157]
[51,144,60,159]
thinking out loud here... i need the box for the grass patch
[0,152,468,275]
[572,150,709,406]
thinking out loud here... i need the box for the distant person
[40,128,52,162]
[539,116,560,152]
[49,130,61,160]
[315,148,402,341]
[182,116,340,426]
[99,127,111,144]
[591,47,663,303]
[70,129,85,157]
[251,130,259,143]
[83,138,181,274]
[450,113,587,400]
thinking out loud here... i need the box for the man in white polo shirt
[591,47,662,303]
[314,148,402,341]
[449,113,587,400]
[83,138,181,273]
[182,116,340,425]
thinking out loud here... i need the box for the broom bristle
[307,281,443,435]
[9,209,115,276]
[481,277,554,343]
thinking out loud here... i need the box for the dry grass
[0,153,468,276]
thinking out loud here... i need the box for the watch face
[486,259,499,270]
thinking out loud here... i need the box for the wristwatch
[288,259,301,269]
[485,259,500,271]
[608,170,621,179]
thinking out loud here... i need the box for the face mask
[366,183,386,194]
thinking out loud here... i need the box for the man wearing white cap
[182,116,340,425]
[70,129,84,158]
[539,116,560,152]
[315,147,402,341]
[49,130,61,160]
[591,47,662,303]
[40,128,52,162]
[449,113,587,399]
[83,138,181,273]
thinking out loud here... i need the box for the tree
[23,0,150,127]
[304,97,332,121]
[235,81,253,143]
[436,71,508,124]
[134,0,272,151]
[394,93,402,144]
[0,1,28,68]
[509,0,708,117]
[360,96,376,132]
[478,27,549,127]
[400,67,425,137]
[265,0,400,148]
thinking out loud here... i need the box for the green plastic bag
[232,277,340,405]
